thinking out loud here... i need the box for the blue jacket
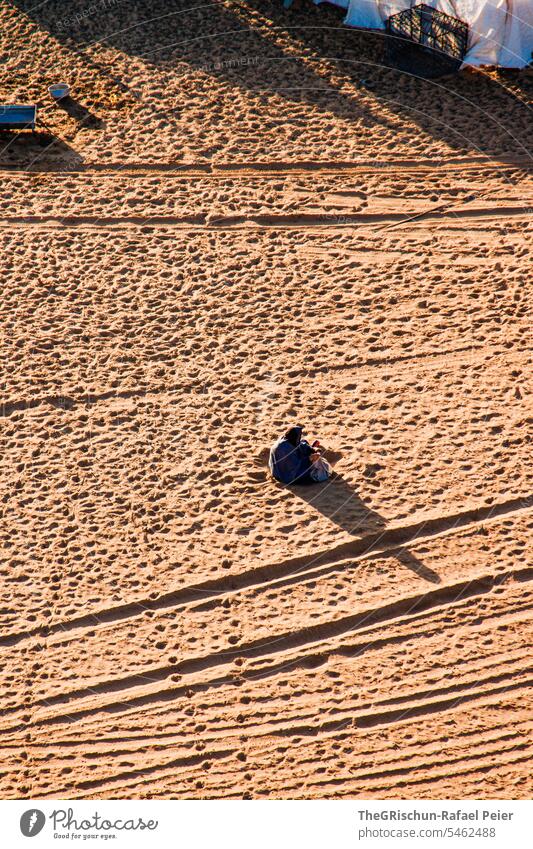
[269,431,313,485]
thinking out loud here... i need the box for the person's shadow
[289,457,441,584]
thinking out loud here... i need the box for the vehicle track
[1,494,530,650]
[1,156,530,178]
[0,204,529,231]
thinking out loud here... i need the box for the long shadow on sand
[290,470,441,584]
[0,131,84,170]
[54,96,104,130]
[11,0,531,160]
[9,0,383,129]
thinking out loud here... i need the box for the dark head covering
[284,425,304,447]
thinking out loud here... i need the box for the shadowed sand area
[0,0,532,799]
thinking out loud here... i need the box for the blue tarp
[0,105,37,130]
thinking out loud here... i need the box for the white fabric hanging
[313,0,533,66]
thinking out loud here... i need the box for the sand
[0,0,532,799]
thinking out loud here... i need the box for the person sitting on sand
[269,425,331,485]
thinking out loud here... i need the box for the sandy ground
[0,0,532,799]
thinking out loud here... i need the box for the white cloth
[313,0,533,67]
[310,457,333,482]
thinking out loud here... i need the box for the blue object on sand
[0,104,37,130]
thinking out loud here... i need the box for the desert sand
[0,0,532,799]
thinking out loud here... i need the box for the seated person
[269,425,329,485]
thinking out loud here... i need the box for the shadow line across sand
[11,0,531,161]
[289,469,441,584]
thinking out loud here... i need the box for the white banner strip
[2,799,532,849]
